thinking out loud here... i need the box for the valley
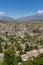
[0,21,43,65]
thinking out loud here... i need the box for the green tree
[2,47,16,65]
[5,32,8,38]
[25,44,33,52]
[0,37,4,53]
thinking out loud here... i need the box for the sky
[0,0,43,19]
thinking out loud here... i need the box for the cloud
[37,10,43,14]
[0,12,5,15]
[25,12,33,17]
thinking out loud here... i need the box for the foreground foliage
[2,47,19,65]
[0,52,43,65]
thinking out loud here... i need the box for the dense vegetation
[0,46,43,65]
[0,37,4,53]
[2,47,20,65]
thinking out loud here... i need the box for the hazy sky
[0,0,43,18]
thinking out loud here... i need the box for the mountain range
[0,12,43,22]
[17,13,43,21]
[0,16,15,22]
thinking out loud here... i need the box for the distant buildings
[0,22,43,63]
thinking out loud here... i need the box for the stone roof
[21,48,43,62]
